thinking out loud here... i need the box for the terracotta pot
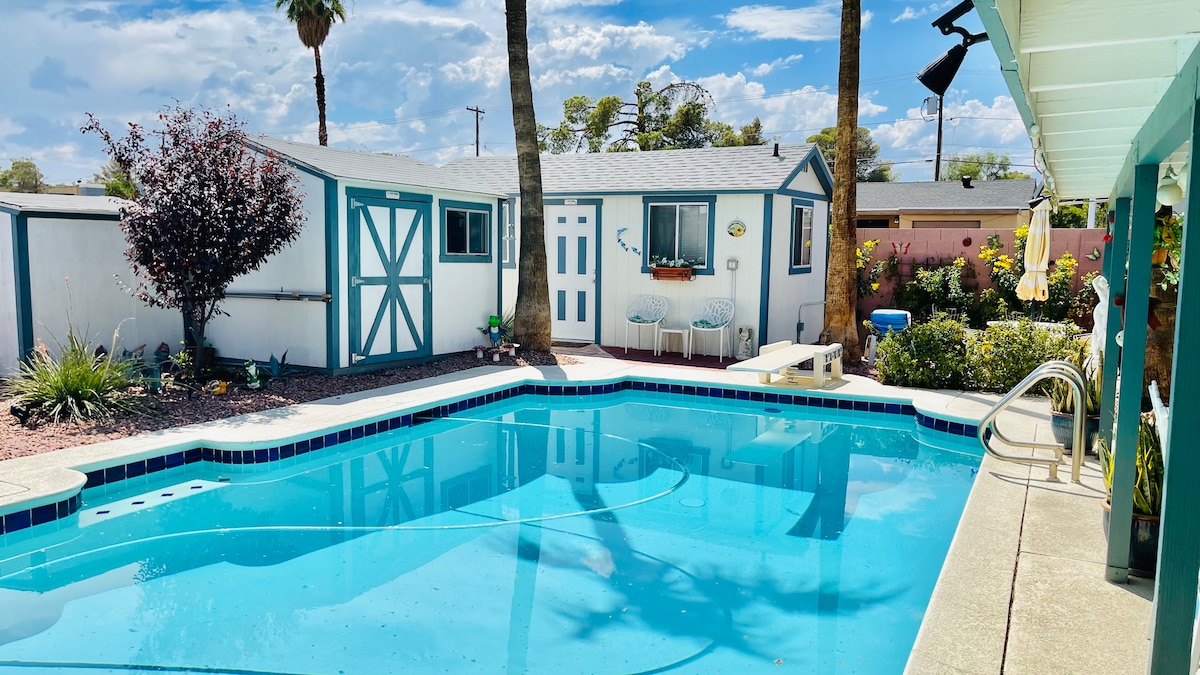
[651,266,694,281]
[1101,501,1160,578]
[1049,412,1100,454]
[1151,248,1168,265]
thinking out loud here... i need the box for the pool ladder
[977,360,1089,483]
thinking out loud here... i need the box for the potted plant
[649,256,697,281]
[1095,411,1163,577]
[1048,340,1101,453]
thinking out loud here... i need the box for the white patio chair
[689,298,735,363]
[624,294,668,352]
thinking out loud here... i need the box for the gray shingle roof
[441,144,820,194]
[252,137,505,198]
[0,192,130,216]
[856,178,1038,212]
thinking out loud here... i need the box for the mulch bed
[0,350,574,461]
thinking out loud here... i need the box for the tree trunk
[823,0,862,362]
[1145,271,1176,404]
[505,0,552,352]
[314,45,328,146]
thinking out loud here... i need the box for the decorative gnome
[485,315,502,348]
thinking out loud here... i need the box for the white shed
[219,138,508,371]
[442,143,832,356]
[0,192,182,376]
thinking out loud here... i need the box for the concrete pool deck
[0,354,1152,672]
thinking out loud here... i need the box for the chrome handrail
[977,360,1088,483]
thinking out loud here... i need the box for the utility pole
[934,95,944,181]
[466,106,484,156]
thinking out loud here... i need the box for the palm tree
[275,0,347,146]
[505,0,552,352]
[823,0,862,361]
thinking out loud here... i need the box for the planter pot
[1050,412,1099,454]
[475,350,484,359]
[492,352,501,363]
[651,266,694,281]
[1151,248,1169,265]
[1101,501,1160,578]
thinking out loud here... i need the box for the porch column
[1098,197,1130,453]
[1149,100,1200,674]
[1105,163,1157,583]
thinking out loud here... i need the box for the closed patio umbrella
[1017,198,1052,302]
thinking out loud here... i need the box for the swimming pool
[0,389,981,674]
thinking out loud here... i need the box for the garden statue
[736,327,754,360]
[484,315,502,348]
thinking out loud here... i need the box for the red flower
[1103,233,1114,243]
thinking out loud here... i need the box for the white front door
[545,203,597,342]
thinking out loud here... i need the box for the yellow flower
[871,282,880,291]
[1015,224,1029,239]
[953,256,966,268]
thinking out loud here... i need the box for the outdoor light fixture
[916,0,989,97]
[1157,167,1184,206]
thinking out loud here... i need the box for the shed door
[349,196,432,365]
[545,203,597,342]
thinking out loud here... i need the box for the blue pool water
[0,391,981,674]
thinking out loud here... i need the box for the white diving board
[726,341,844,388]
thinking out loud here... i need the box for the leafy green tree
[942,151,1031,181]
[92,159,137,199]
[710,117,766,147]
[824,0,863,362]
[806,126,894,182]
[82,105,306,375]
[1050,200,1108,229]
[505,0,551,352]
[539,81,721,153]
[275,0,347,147]
[0,158,46,193]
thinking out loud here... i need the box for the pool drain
[679,498,706,508]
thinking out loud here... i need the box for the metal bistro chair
[624,294,668,352]
[689,298,735,363]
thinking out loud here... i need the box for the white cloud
[861,10,874,29]
[891,2,956,24]
[748,53,803,77]
[723,4,840,41]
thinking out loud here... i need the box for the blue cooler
[871,309,911,335]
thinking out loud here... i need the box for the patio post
[1105,163,1157,583]
[1148,101,1200,674]
[1097,197,1130,454]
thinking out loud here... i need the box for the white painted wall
[207,167,329,368]
[783,155,829,196]
[0,214,18,375]
[767,194,830,345]
[25,216,181,359]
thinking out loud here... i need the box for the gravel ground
[0,350,575,461]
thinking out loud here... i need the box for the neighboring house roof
[0,192,129,216]
[856,178,1038,213]
[441,144,824,195]
[252,136,505,198]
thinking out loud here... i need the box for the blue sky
[3,0,1031,185]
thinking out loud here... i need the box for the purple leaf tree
[82,104,306,376]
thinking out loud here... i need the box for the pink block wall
[857,227,1108,319]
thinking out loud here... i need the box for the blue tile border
[1,377,981,532]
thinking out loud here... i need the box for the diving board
[727,341,844,388]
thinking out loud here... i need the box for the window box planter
[651,266,695,281]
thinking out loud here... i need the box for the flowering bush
[977,225,1095,323]
[876,316,969,389]
[856,239,885,299]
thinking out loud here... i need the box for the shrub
[966,319,1074,392]
[888,257,977,321]
[4,332,143,424]
[856,238,886,299]
[978,288,1010,323]
[876,316,968,389]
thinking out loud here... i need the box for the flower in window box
[649,255,702,268]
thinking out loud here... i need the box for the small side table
[656,327,691,359]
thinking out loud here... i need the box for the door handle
[423,278,431,288]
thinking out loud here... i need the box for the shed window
[446,209,489,255]
[648,203,709,267]
[791,205,814,268]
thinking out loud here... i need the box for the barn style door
[348,193,432,366]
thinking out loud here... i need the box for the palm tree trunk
[313,45,328,146]
[505,0,552,352]
[823,0,862,362]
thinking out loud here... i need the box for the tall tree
[942,151,1030,181]
[505,0,551,352]
[92,159,137,199]
[275,0,347,147]
[0,158,46,193]
[82,105,305,376]
[806,126,894,182]
[710,117,766,147]
[1050,200,1108,229]
[824,0,862,361]
[539,81,718,153]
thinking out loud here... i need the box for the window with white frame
[791,204,814,268]
[648,202,709,267]
[445,208,489,256]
